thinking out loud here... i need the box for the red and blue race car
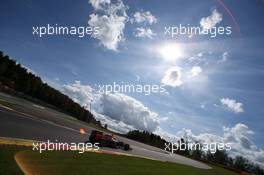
[88,130,130,151]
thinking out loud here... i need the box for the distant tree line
[126,130,169,149]
[126,130,264,175]
[0,51,99,125]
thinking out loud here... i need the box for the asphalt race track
[0,92,211,169]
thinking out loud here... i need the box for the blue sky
[1,0,264,165]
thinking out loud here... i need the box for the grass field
[0,145,26,175]
[0,144,238,175]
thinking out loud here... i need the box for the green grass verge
[0,145,27,175]
[0,144,238,175]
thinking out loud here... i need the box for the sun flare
[158,43,184,61]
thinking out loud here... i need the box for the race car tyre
[124,144,130,151]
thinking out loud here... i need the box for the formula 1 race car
[89,130,131,151]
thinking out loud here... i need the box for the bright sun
[158,43,184,61]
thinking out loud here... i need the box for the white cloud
[98,93,160,132]
[20,64,36,75]
[89,0,110,10]
[190,66,202,77]
[88,0,128,51]
[62,81,160,132]
[223,123,254,149]
[94,112,135,133]
[200,102,206,109]
[161,67,183,87]
[200,9,222,31]
[197,52,203,57]
[132,11,157,25]
[174,123,264,168]
[221,97,244,114]
[62,81,94,107]
[218,51,229,63]
[154,127,179,142]
[134,27,156,39]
